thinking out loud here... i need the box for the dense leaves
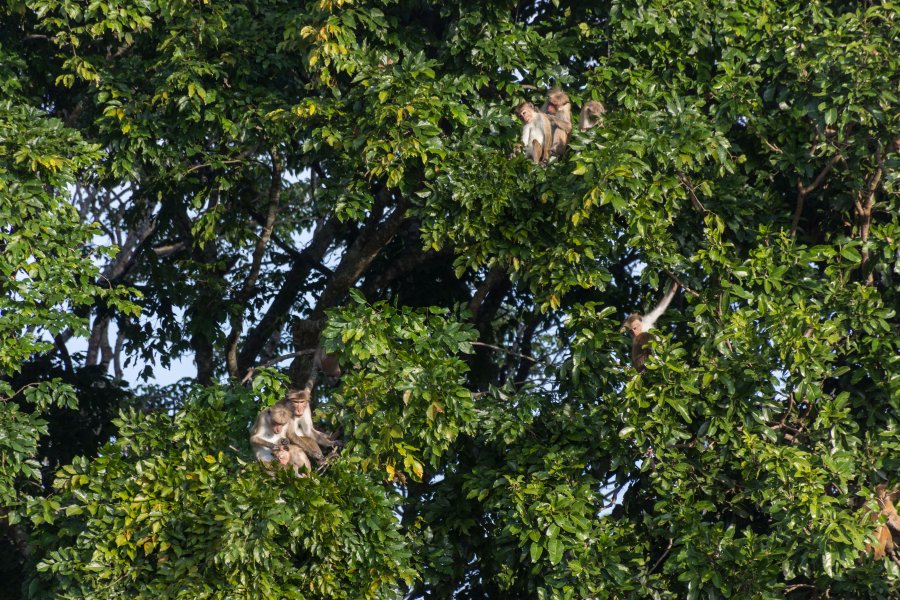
[26,380,415,599]
[0,0,898,598]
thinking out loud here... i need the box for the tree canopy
[1,0,898,598]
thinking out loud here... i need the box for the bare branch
[471,341,552,367]
[240,349,318,385]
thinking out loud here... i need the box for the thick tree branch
[790,153,842,237]
[468,264,508,320]
[854,145,883,285]
[309,193,408,321]
[226,154,283,376]
[236,216,339,373]
[289,193,409,387]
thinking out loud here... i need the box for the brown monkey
[513,102,552,164]
[314,348,342,387]
[278,388,340,456]
[542,88,573,157]
[866,485,900,564]
[623,281,680,372]
[578,100,606,131]
[272,439,312,476]
[250,402,325,463]
[249,403,294,463]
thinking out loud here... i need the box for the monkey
[866,485,900,564]
[314,348,342,387]
[272,439,312,476]
[250,401,325,464]
[542,89,573,157]
[578,100,606,131]
[249,403,294,463]
[278,388,340,456]
[513,101,552,164]
[623,280,680,372]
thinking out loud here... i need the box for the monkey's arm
[309,428,339,448]
[284,428,325,461]
[249,414,278,450]
[642,281,680,330]
[249,433,277,450]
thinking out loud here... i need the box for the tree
[0,78,137,591]
[1,0,898,598]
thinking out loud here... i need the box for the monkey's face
[624,318,643,337]
[275,447,290,465]
[516,105,536,123]
[290,399,308,417]
[273,420,286,434]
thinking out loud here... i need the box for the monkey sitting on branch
[512,101,552,165]
[865,485,900,566]
[623,280,680,373]
[542,88,573,157]
[277,388,341,460]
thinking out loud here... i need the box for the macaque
[249,403,294,462]
[272,439,312,476]
[314,348,342,387]
[513,101,552,164]
[578,100,606,131]
[250,402,325,464]
[866,485,900,564]
[542,89,573,157]
[278,388,340,455]
[623,281,680,373]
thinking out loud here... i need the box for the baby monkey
[623,280,680,372]
[272,439,312,477]
[513,101,552,165]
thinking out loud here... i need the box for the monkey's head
[623,314,643,337]
[515,102,537,123]
[285,389,310,417]
[579,100,606,131]
[546,89,570,113]
[274,440,291,465]
[269,404,292,434]
[320,352,342,386]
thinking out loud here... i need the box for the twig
[674,169,708,215]
[600,480,630,511]
[183,158,253,175]
[761,137,783,154]
[240,349,318,384]
[471,341,551,367]
[783,583,815,594]
[662,270,699,297]
[647,538,673,575]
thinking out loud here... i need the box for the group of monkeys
[248,350,342,476]
[514,88,606,164]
